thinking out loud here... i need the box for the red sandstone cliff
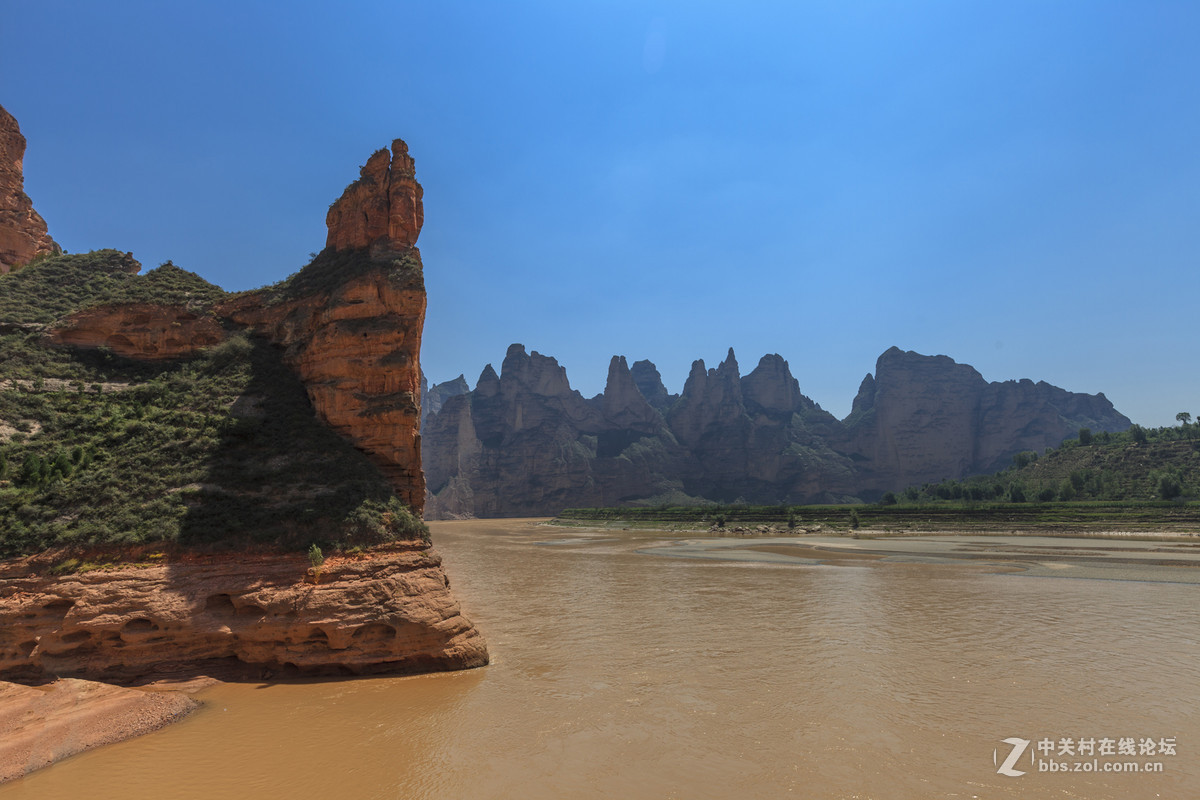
[47,139,429,513]
[47,303,227,359]
[0,546,487,682]
[1,138,484,682]
[0,105,60,273]
[325,139,423,253]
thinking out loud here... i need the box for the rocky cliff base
[0,545,487,683]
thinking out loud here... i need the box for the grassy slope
[0,251,425,559]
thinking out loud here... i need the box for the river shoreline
[0,678,202,783]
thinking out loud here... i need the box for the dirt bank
[0,678,198,783]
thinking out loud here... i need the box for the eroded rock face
[222,258,427,512]
[325,139,423,253]
[424,346,698,518]
[43,140,430,514]
[423,345,1132,515]
[47,303,227,359]
[839,347,1133,493]
[421,374,470,427]
[0,546,487,682]
[0,105,60,273]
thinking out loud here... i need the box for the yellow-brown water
[5,519,1199,799]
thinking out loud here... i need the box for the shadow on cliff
[175,334,397,551]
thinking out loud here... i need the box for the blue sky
[4,1,1197,427]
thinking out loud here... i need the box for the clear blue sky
[4,1,1197,427]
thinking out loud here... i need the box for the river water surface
[4,519,1199,799]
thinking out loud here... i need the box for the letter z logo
[995,737,1030,777]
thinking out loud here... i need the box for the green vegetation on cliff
[0,251,427,558]
[0,250,225,326]
[898,423,1200,505]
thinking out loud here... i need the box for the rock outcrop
[221,252,427,512]
[0,546,487,682]
[47,303,227,359]
[424,345,696,519]
[423,345,1132,516]
[0,105,60,273]
[840,347,1133,493]
[421,374,470,427]
[325,140,423,253]
[44,139,429,513]
[2,136,487,682]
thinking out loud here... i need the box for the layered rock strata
[0,546,487,682]
[47,303,227,359]
[423,345,1131,516]
[0,105,60,273]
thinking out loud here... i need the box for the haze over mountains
[422,345,1131,518]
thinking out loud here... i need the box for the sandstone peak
[325,138,424,254]
[630,359,674,412]
[717,347,740,377]
[475,364,500,396]
[500,344,573,398]
[741,353,802,417]
[0,105,60,273]
[601,355,662,431]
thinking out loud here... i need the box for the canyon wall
[0,105,60,273]
[424,346,1131,517]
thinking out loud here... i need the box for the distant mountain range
[420,345,1131,518]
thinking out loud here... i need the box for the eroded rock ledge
[0,546,487,682]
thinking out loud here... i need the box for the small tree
[1160,475,1183,501]
[1177,412,1192,426]
[1131,425,1148,445]
[1078,427,1093,446]
[308,544,325,584]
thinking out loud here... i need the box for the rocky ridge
[0,105,60,273]
[423,345,1132,517]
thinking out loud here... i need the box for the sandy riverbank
[0,678,200,783]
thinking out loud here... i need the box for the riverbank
[0,679,200,783]
[553,499,1200,537]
